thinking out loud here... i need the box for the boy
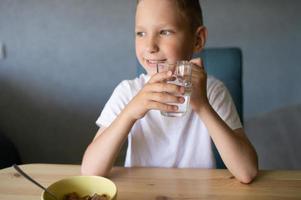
[81,0,258,184]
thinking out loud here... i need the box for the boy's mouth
[145,59,167,67]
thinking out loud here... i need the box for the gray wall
[0,0,136,163]
[0,0,300,168]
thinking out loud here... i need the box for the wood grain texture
[0,164,301,200]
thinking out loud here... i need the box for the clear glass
[157,61,192,117]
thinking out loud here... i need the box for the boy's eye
[136,32,146,37]
[160,30,173,36]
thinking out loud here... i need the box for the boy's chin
[144,68,157,76]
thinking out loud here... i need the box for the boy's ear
[193,26,207,53]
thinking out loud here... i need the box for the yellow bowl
[41,176,117,200]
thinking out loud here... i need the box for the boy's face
[135,0,202,75]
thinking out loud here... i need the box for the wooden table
[0,164,301,200]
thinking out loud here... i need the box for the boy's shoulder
[207,75,224,89]
[206,75,228,97]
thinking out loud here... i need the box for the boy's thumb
[190,57,203,68]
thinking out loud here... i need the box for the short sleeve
[96,80,133,128]
[207,77,242,130]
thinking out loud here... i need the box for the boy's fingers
[148,71,173,84]
[146,82,184,94]
[148,92,185,104]
[147,101,178,112]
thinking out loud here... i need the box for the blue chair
[136,47,243,169]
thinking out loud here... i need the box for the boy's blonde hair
[137,0,204,32]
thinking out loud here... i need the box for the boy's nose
[145,38,159,53]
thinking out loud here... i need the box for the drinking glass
[157,61,192,117]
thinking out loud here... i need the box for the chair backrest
[135,47,243,169]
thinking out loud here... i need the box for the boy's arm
[198,105,258,184]
[81,71,184,176]
[81,109,136,176]
[189,58,258,184]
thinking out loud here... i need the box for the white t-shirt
[96,74,242,168]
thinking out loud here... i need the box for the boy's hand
[189,58,210,114]
[124,71,185,121]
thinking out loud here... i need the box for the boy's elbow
[239,168,258,184]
